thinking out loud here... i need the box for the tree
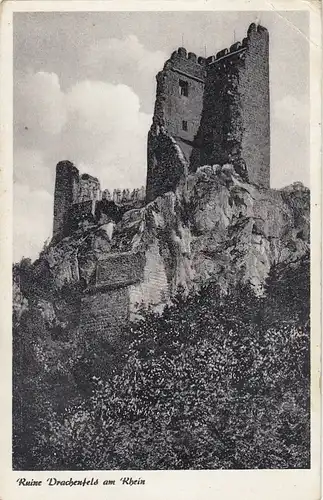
[28,260,310,470]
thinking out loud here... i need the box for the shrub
[27,257,310,470]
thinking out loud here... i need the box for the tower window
[179,79,189,97]
[182,120,188,131]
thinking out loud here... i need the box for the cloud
[13,183,53,262]
[83,35,166,112]
[62,80,151,188]
[15,71,67,136]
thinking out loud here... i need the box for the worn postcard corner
[0,1,321,499]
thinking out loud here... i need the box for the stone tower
[146,49,206,202]
[53,160,79,241]
[146,22,270,202]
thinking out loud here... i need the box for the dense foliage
[13,253,310,470]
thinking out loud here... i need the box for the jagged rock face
[185,166,309,293]
[121,165,309,303]
[39,165,309,312]
[146,125,188,203]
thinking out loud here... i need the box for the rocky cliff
[27,164,309,323]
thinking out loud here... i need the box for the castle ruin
[53,161,145,241]
[146,22,270,202]
[53,23,270,241]
[50,22,271,335]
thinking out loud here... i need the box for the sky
[13,10,309,262]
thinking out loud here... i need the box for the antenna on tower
[233,29,236,43]
[181,33,184,46]
[204,44,207,58]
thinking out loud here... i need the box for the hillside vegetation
[13,251,310,470]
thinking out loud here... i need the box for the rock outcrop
[33,164,309,321]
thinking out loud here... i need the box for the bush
[26,256,310,470]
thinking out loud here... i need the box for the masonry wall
[53,161,80,241]
[95,252,145,288]
[191,24,270,187]
[161,49,206,161]
[146,49,206,202]
[78,173,101,202]
[79,287,129,339]
[53,161,146,240]
[78,252,145,339]
[146,128,189,202]
[191,44,246,172]
[238,24,270,188]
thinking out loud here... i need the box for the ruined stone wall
[78,252,145,340]
[53,163,100,240]
[107,186,146,204]
[79,287,129,339]
[78,173,101,202]
[146,127,189,202]
[53,161,80,241]
[191,43,247,172]
[146,49,206,202]
[160,49,206,160]
[53,160,146,240]
[191,24,270,187]
[238,24,270,188]
[95,252,145,288]
[69,200,97,231]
